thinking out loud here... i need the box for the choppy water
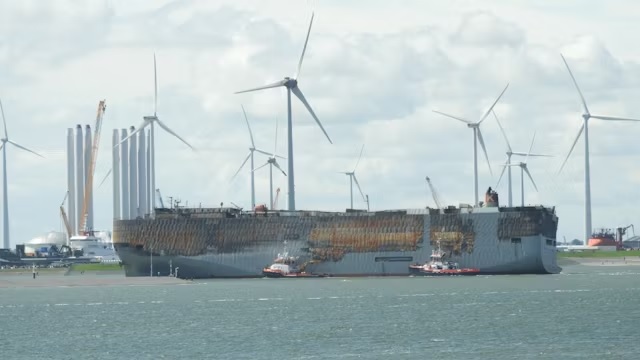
[1,264,639,359]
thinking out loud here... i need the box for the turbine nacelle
[283,77,298,88]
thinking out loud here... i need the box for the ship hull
[113,206,561,278]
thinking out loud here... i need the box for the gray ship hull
[113,205,560,278]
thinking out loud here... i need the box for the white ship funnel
[66,128,76,239]
[121,128,130,220]
[84,124,93,231]
[112,129,120,220]
[75,124,84,234]
[129,126,138,218]
[138,130,147,217]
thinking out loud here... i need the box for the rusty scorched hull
[113,206,560,278]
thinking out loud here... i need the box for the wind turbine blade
[558,123,584,174]
[8,140,44,158]
[432,110,471,124]
[0,98,8,138]
[353,144,364,172]
[295,12,314,80]
[526,131,536,164]
[252,162,269,173]
[254,148,274,157]
[291,86,332,144]
[240,105,255,148]
[476,128,492,176]
[117,120,148,147]
[524,166,539,192]
[478,83,509,124]
[590,115,640,122]
[512,151,552,157]
[231,152,251,180]
[155,118,194,150]
[560,53,590,115]
[153,53,158,116]
[495,164,507,188]
[492,110,512,153]
[235,79,287,94]
[352,173,366,202]
[273,160,287,176]
[98,168,112,188]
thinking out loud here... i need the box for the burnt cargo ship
[112,202,560,278]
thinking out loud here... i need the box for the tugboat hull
[262,269,327,278]
[409,265,480,276]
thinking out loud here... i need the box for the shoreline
[558,257,640,267]
[0,273,188,288]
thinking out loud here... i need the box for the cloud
[451,11,526,49]
[2,0,640,247]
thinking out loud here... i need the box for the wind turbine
[340,144,366,210]
[496,132,540,207]
[253,116,287,210]
[558,53,640,244]
[231,105,277,209]
[433,83,509,206]
[118,54,194,218]
[493,111,552,207]
[0,99,44,249]
[235,12,332,211]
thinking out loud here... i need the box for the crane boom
[60,191,72,239]
[79,100,107,233]
[60,206,72,239]
[425,176,443,210]
[156,189,165,208]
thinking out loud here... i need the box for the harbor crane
[617,224,635,243]
[59,191,72,241]
[155,189,165,208]
[79,100,107,234]
[425,176,443,210]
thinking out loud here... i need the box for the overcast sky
[1,0,640,247]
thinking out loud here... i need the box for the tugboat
[262,247,327,278]
[409,241,480,276]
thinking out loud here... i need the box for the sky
[1,0,640,247]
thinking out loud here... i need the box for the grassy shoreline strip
[70,263,123,271]
[557,250,640,258]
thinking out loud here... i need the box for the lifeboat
[262,253,327,278]
[409,241,480,276]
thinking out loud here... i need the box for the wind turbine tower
[118,54,194,218]
[433,84,509,206]
[231,105,277,209]
[0,99,44,249]
[253,116,287,210]
[341,144,366,210]
[558,54,640,244]
[493,111,552,207]
[235,12,332,211]
[497,132,541,206]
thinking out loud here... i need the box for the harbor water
[0,262,639,359]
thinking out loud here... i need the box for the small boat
[262,252,327,278]
[409,241,480,276]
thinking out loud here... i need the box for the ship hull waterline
[113,206,561,279]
